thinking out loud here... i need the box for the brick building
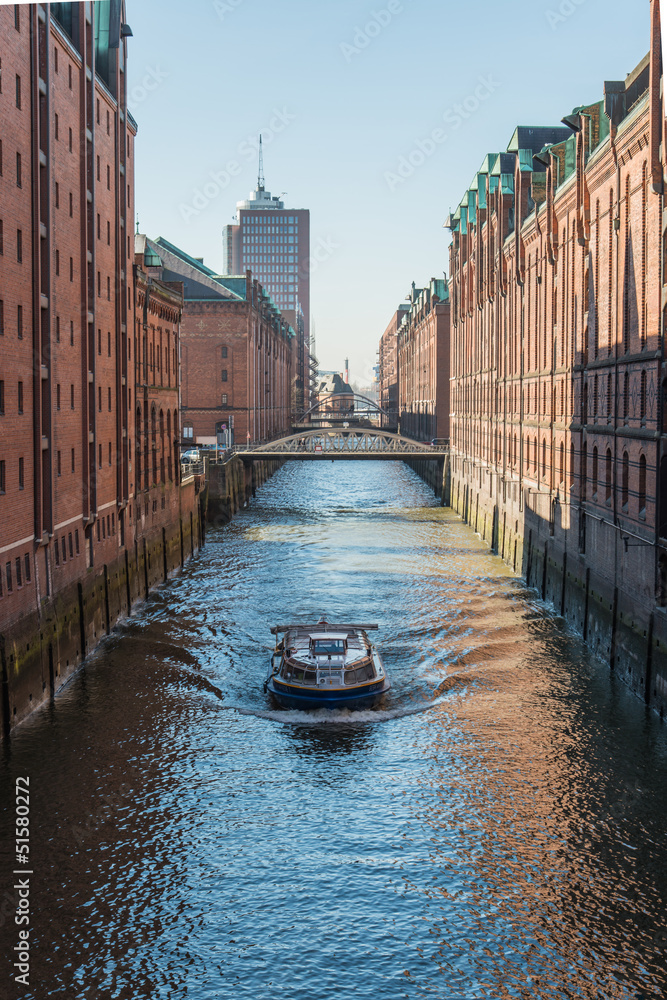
[0,3,202,734]
[447,2,667,710]
[147,237,294,447]
[397,280,450,443]
[378,304,408,428]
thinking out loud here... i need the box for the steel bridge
[235,429,449,462]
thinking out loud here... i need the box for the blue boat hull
[266,677,391,712]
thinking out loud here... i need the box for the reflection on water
[1,461,667,999]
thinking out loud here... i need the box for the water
[2,461,667,999]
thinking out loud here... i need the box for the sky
[125,0,650,385]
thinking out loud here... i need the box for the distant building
[147,238,294,445]
[316,372,355,416]
[379,305,409,425]
[397,281,450,442]
[222,141,310,415]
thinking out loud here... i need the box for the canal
[2,461,667,999]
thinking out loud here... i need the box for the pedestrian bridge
[235,429,449,462]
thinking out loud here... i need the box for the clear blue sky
[126,0,649,384]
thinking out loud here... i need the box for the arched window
[570,442,575,489]
[605,448,612,505]
[622,452,629,510]
[151,405,157,485]
[135,405,142,486]
[623,373,629,423]
[559,443,564,486]
[593,375,599,418]
[640,455,648,520]
[606,374,612,423]
[542,439,547,480]
[167,411,173,481]
[582,443,588,500]
[592,446,598,498]
[159,409,165,484]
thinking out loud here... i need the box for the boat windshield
[312,639,345,655]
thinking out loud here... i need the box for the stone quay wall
[0,480,204,740]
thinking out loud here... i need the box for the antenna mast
[257,135,265,192]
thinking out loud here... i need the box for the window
[17,229,22,262]
[61,537,66,562]
[222,346,228,358]
[97,213,100,240]
[6,563,12,593]
[69,191,73,217]
[14,5,20,30]
[17,305,22,340]
[75,529,80,554]
[107,164,110,190]
[221,393,228,406]
[0,380,4,414]
[96,155,100,181]
[24,554,30,583]
[18,456,24,489]
[57,450,61,476]
[592,446,598,498]
[605,449,612,505]
[68,533,73,559]
[56,384,61,410]
[18,382,23,414]
[622,452,629,511]
[108,386,111,410]
[70,320,74,345]
[71,447,75,472]
[99,444,102,468]
[639,455,647,518]
[55,113,59,141]
[69,257,73,281]
[56,249,60,275]
[0,461,5,493]
[68,127,72,152]
[0,300,3,335]
[70,385,74,409]
[15,74,21,109]
[0,219,3,254]
[98,329,102,354]
[221,370,228,382]
[108,442,112,465]
[98,386,102,411]
[107,220,111,245]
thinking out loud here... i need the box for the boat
[264,618,391,711]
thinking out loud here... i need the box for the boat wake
[236,700,439,725]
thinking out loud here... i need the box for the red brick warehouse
[146,237,294,447]
[447,1,667,709]
[0,2,202,733]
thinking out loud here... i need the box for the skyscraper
[222,141,311,414]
